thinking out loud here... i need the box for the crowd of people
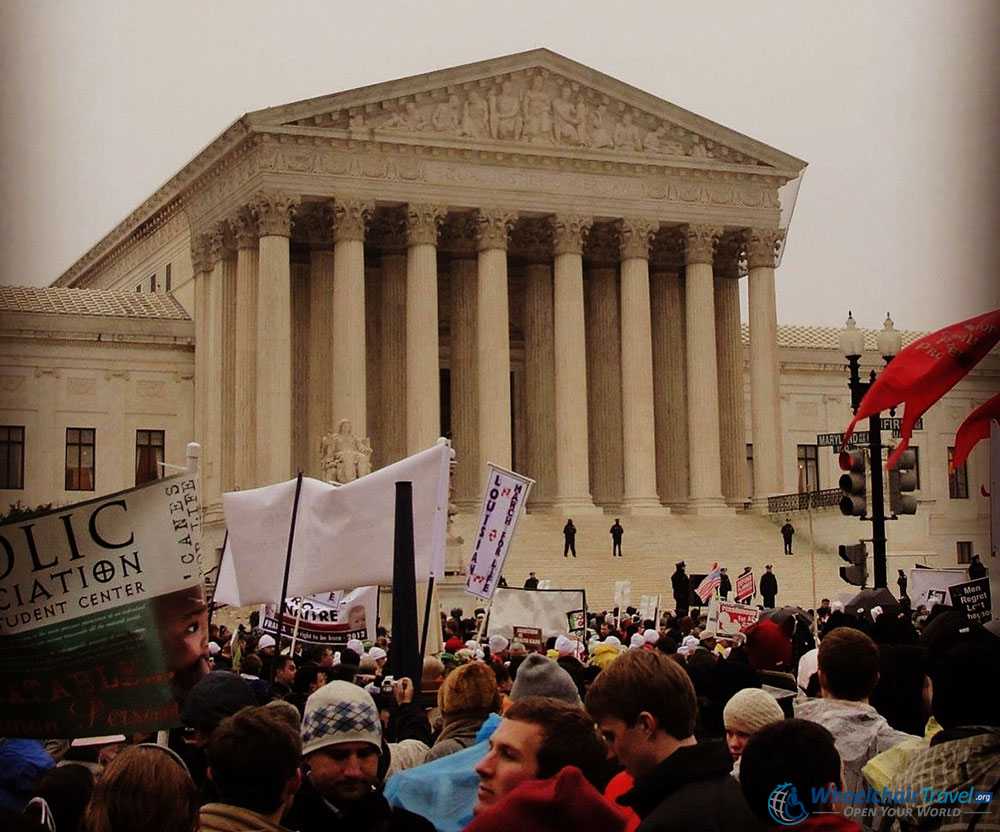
[2,594,999,832]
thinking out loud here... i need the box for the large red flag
[951,391,1000,471]
[842,309,1000,469]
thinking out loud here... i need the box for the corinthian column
[252,192,298,484]
[406,204,445,453]
[745,228,786,503]
[714,236,748,506]
[547,214,594,511]
[331,198,373,438]
[302,209,335,479]
[232,208,259,489]
[475,208,517,473]
[205,222,233,510]
[191,234,212,478]
[684,224,728,513]
[618,218,664,513]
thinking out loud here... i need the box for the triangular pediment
[246,49,805,174]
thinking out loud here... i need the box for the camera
[380,675,395,695]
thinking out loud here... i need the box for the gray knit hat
[301,681,382,757]
[509,654,581,706]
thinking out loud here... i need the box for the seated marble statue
[320,419,372,483]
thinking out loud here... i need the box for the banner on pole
[261,586,379,646]
[735,569,755,602]
[908,567,968,610]
[639,594,660,624]
[614,580,632,611]
[465,464,534,600]
[0,473,207,738]
[948,577,992,624]
[486,587,587,642]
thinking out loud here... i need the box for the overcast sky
[1,1,998,334]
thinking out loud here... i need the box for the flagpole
[272,471,304,682]
[419,575,435,658]
[207,529,228,631]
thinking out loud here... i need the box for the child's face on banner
[154,587,210,699]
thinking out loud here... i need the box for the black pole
[869,405,888,589]
[207,529,228,630]
[419,575,435,659]
[390,482,422,686]
[272,471,304,681]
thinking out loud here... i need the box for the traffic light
[888,449,918,516]
[838,449,867,517]
[839,542,868,586]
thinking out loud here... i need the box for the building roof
[744,323,922,351]
[0,286,191,320]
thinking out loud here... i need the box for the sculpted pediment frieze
[272,66,772,168]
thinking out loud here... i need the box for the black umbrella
[845,588,899,620]
[760,605,814,628]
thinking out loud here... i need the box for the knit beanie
[463,766,626,832]
[629,633,645,650]
[723,688,784,734]
[444,636,465,653]
[301,681,382,757]
[643,629,659,645]
[554,635,575,656]
[438,661,501,715]
[489,635,509,653]
[745,619,792,670]
[181,671,256,732]
[509,654,582,706]
[604,635,621,648]
[257,634,276,650]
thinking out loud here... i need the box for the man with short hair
[201,706,302,832]
[585,649,759,831]
[472,697,609,815]
[610,519,624,557]
[283,681,433,831]
[740,719,861,832]
[760,565,778,609]
[794,628,913,796]
[271,656,297,701]
[671,561,690,618]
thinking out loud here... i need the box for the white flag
[214,442,451,606]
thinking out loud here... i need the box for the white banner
[486,587,587,641]
[465,464,533,600]
[614,580,632,611]
[261,586,378,645]
[215,442,451,606]
[639,594,660,623]
[908,567,968,610]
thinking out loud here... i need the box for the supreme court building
[3,51,994,576]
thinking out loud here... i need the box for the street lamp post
[839,312,902,589]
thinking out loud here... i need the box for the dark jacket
[671,568,690,603]
[283,775,435,832]
[760,572,778,600]
[563,521,576,539]
[719,573,732,597]
[618,740,762,832]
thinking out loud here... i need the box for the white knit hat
[368,646,387,662]
[629,633,645,650]
[465,639,479,651]
[489,635,510,653]
[301,681,382,757]
[723,688,785,734]
[643,629,659,645]
[257,634,276,650]
[604,635,621,648]
[554,635,575,656]
[346,638,364,657]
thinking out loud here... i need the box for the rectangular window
[0,426,25,489]
[948,447,969,499]
[65,428,95,491]
[957,541,973,564]
[135,285,142,293]
[135,429,165,484]
[797,444,819,491]
[165,263,172,292]
[149,274,156,293]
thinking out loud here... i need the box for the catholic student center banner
[0,473,208,738]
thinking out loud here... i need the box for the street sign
[817,417,922,448]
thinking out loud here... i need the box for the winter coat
[283,775,435,832]
[200,803,295,832]
[794,698,915,796]
[425,715,489,763]
[884,727,1000,832]
[617,740,763,832]
[760,572,778,600]
[671,569,690,603]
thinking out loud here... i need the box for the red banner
[843,309,1000,469]
[952,392,1000,471]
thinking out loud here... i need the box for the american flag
[695,563,721,603]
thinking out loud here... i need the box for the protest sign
[0,473,207,738]
[712,601,761,637]
[465,465,533,600]
[735,569,755,602]
[487,587,587,641]
[511,626,543,651]
[639,594,660,624]
[908,567,968,610]
[567,609,586,633]
[948,577,992,624]
[614,580,632,612]
[260,586,378,646]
